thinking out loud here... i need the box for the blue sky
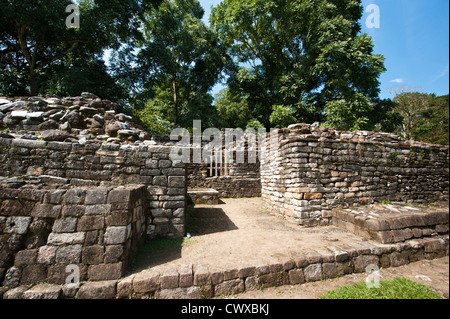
[199,0,450,100]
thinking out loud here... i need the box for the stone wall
[261,124,449,226]
[2,235,448,299]
[0,137,187,239]
[0,184,146,287]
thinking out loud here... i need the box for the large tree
[119,0,228,130]
[393,92,449,145]
[211,0,387,130]
[0,0,161,97]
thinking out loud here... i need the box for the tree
[424,94,449,145]
[211,0,387,130]
[393,91,434,141]
[393,92,449,145]
[0,0,161,96]
[119,0,228,130]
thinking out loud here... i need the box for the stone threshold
[2,235,448,299]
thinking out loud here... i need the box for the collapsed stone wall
[261,124,449,226]
[0,184,146,287]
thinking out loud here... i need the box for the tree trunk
[29,68,39,96]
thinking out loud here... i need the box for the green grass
[137,237,184,253]
[320,277,443,299]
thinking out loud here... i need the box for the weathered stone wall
[187,166,261,198]
[187,136,261,198]
[0,137,187,239]
[0,184,146,288]
[261,124,450,226]
[2,235,448,299]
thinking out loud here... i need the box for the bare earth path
[129,198,449,299]
[130,198,368,272]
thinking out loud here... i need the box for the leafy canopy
[211,0,388,130]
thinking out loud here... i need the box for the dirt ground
[129,198,449,299]
[130,198,369,272]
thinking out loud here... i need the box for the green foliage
[132,99,173,135]
[270,105,298,129]
[116,0,228,128]
[0,0,161,97]
[211,0,386,129]
[320,277,443,299]
[393,92,449,145]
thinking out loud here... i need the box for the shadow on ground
[126,204,238,275]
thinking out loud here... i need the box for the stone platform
[188,189,220,205]
[331,203,449,244]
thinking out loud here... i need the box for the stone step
[331,204,449,244]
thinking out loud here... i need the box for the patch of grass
[320,277,443,299]
[185,207,199,234]
[137,237,184,254]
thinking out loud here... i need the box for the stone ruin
[0,94,448,299]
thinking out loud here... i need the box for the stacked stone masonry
[0,137,187,240]
[0,185,146,288]
[261,123,449,226]
[1,235,447,299]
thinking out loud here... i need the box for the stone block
[155,287,201,299]
[77,216,105,231]
[244,276,260,291]
[117,275,134,299]
[104,245,124,263]
[52,218,77,233]
[55,245,82,264]
[47,232,85,245]
[4,217,32,234]
[179,263,193,288]
[44,190,66,204]
[353,255,379,273]
[3,286,28,299]
[61,205,85,217]
[288,269,305,284]
[258,272,284,288]
[82,245,104,265]
[78,281,117,299]
[85,188,109,205]
[85,204,111,216]
[161,264,179,290]
[193,264,210,286]
[303,264,322,282]
[214,279,245,297]
[238,265,256,278]
[88,262,124,281]
[37,246,58,264]
[20,264,47,285]
[103,226,128,245]
[14,250,38,266]
[133,270,160,294]
[389,252,409,267]
[223,268,239,281]
[64,189,85,205]
[23,284,61,299]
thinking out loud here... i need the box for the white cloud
[389,78,405,84]
[433,63,449,82]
